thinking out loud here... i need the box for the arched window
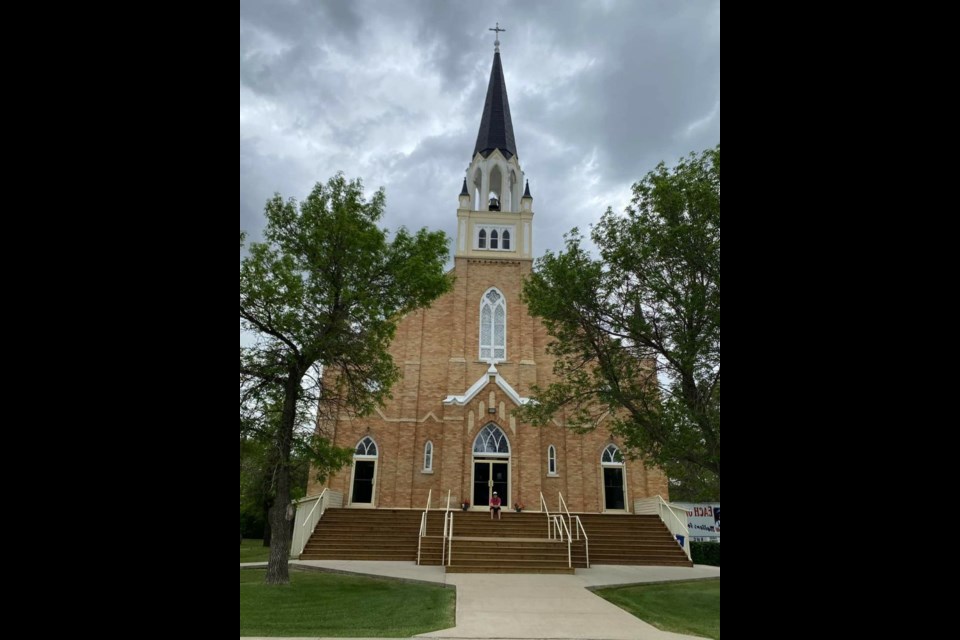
[479,288,506,361]
[423,441,433,472]
[547,445,557,475]
[355,436,378,457]
[475,226,515,251]
[473,424,510,456]
[601,444,623,465]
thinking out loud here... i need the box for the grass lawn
[240,539,271,562]
[240,569,456,637]
[593,579,720,640]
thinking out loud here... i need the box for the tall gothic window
[479,288,506,361]
[478,228,486,249]
[490,229,499,249]
[473,424,510,455]
[502,230,510,250]
[548,445,557,475]
[423,441,433,472]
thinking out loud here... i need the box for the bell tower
[455,30,534,261]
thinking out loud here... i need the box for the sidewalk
[243,560,719,640]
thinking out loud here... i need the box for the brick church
[308,39,669,514]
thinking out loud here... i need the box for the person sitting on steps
[490,491,502,520]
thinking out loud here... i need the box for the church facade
[308,42,668,513]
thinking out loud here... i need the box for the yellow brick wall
[307,256,669,512]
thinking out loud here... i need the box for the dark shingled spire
[460,177,469,196]
[523,179,531,198]
[473,51,517,160]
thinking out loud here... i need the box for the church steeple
[473,49,517,160]
[455,29,534,261]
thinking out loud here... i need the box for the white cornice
[443,363,532,407]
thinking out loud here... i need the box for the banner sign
[673,503,720,540]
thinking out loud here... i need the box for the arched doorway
[472,424,510,508]
[350,436,378,507]
[601,444,627,511]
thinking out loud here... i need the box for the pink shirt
[490,496,502,507]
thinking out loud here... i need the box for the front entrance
[603,467,625,510]
[350,436,378,506]
[601,443,626,511]
[351,460,376,504]
[473,460,509,507]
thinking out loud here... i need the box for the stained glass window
[601,444,623,464]
[473,424,510,454]
[479,288,506,362]
[355,436,378,457]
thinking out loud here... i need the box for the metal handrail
[656,495,692,561]
[571,515,590,568]
[558,492,573,532]
[417,489,432,565]
[446,512,454,566]
[301,488,328,526]
[445,489,451,512]
[291,488,342,557]
[552,514,572,567]
[441,511,449,565]
[539,492,553,539]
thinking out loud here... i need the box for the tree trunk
[264,371,300,584]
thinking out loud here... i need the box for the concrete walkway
[242,560,719,640]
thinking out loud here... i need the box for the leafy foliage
[521,146,720,499]
[691,541,721,566]
[240,173,451,583]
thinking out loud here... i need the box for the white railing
[556,492,589,568]
[551,514,573,567]
[539,492,554,539]
[634,495,691,561]
[443,511,454,566]
[558,492,572,532]
[417,489,432,565]
[291,488,343,557]
[571,515,590,568]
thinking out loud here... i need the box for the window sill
[421,469,434,475]
[547,473,560,478]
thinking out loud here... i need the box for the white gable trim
[443,363,532,407]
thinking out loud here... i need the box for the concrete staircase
[299,509,422,561]
[422,511,582,574]
[577,513,692,567]
[298,508,691,570]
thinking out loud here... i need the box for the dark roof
[460,177,469,196]
[523,179,532,198]
[473,52,517,160]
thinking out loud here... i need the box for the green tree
[521,146,720,499]
[240,173,452,584]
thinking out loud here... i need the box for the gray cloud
[240,0,720,261]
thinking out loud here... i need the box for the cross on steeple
[489,22,505,52]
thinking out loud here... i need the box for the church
[308,37,669,515]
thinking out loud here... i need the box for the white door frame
[470,457,511,510]
[348,456,378,508]
[601,462,628,512]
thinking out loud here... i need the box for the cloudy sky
[240,0,720,261]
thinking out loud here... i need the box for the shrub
[691,541,720,566]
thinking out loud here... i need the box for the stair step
[446,565,575,574]
[301,507,693,570]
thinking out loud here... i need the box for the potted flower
[514,502,524,513]
[461,499,470,511]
